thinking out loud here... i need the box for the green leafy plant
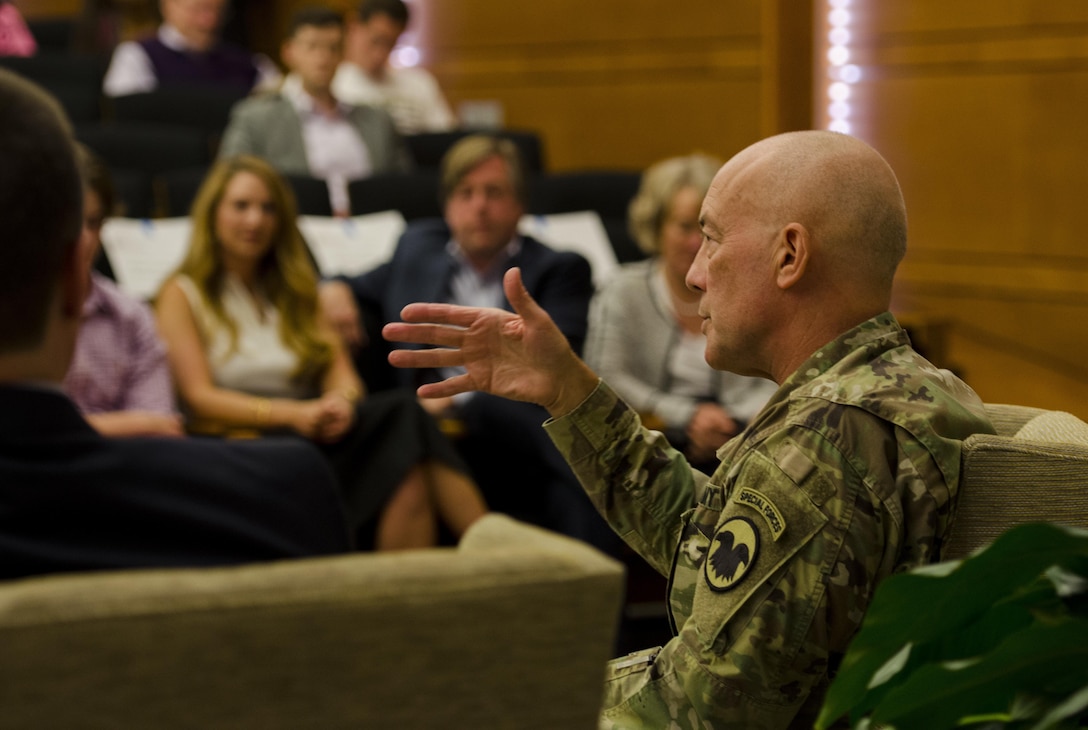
[816,522,1088,730]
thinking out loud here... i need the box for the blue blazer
[0,385,351,580]
[347,218,594,387]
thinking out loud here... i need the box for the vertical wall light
[824,0,861,134]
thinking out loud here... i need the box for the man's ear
[774,222,809,290]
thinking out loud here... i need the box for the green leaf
[817,524,1088,729]
[870,618,1088,729]
[868,643,912,690]
[1028,683,1088,730]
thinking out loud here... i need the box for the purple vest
[138,36,260,92]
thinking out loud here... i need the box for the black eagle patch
[711,530,750,580]
[704,516,760,592]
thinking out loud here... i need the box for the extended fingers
[383,321,466,348]
[387,346,464,369]
[397,302,484,328]
[503,268,546,322]
[416,373,476,399]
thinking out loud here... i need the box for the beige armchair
[0,514,625,729]
[945,403,1088,560]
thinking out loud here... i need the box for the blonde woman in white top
[156,155,485,550]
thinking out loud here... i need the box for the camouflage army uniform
[544,313,994,730]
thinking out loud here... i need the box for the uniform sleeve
[545,381,705,575]
[599,424,905,729]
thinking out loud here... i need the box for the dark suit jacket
[0,385,351,580]
[347,218,594,389]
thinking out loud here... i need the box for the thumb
[503,267,547,322]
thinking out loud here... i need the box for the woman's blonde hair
[628,153,722,255]
[174,155,333,387]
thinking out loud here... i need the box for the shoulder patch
[704,516,760,592]
[735,487,787,541]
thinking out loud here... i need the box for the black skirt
[317,388,468,549]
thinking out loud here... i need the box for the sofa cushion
[0,514,624,729]
[946,412,1088,561]
[1016,410,1088,446]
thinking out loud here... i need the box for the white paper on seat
[518,211,617,289]
[100,217,192,301]
[298,211,406,277]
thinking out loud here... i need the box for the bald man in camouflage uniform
[383,130,995,729]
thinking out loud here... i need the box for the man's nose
[468,190,489,211]
[686,243,707,292]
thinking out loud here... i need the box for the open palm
[384,268,599,416]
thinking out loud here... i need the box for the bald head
[688,131,908,381]
[713,130,906,299]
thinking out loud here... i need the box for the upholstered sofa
[0,514,625,729]
[945,403,1088,560]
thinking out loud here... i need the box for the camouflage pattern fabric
[545,312,995,730]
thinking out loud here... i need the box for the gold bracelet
[252,397,272,425]
[338,387,362,405]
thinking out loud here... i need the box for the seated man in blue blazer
[321,135,617,554]
[0,69,352,581]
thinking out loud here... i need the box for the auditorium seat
[0,54,106,123]
[528,170,644,263]
[160,166,210,217]
[25,18,78,52]
[165,169,332,218]
[348,172,442,220]
[111,88,248,157]
[76,124,210,218]
[110,168,155,219]
[405,130,546,173]
[285,174,333,217]
[76,123,210,177]
[0,53,106,89]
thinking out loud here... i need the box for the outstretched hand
[383,268,600,418]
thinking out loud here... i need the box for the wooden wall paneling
[866,1,1088,35]
[246,0,815,171]
[760,0,815,136]
[855,4,1088,415]
[14,0,81,18]
[421,0,767,171]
